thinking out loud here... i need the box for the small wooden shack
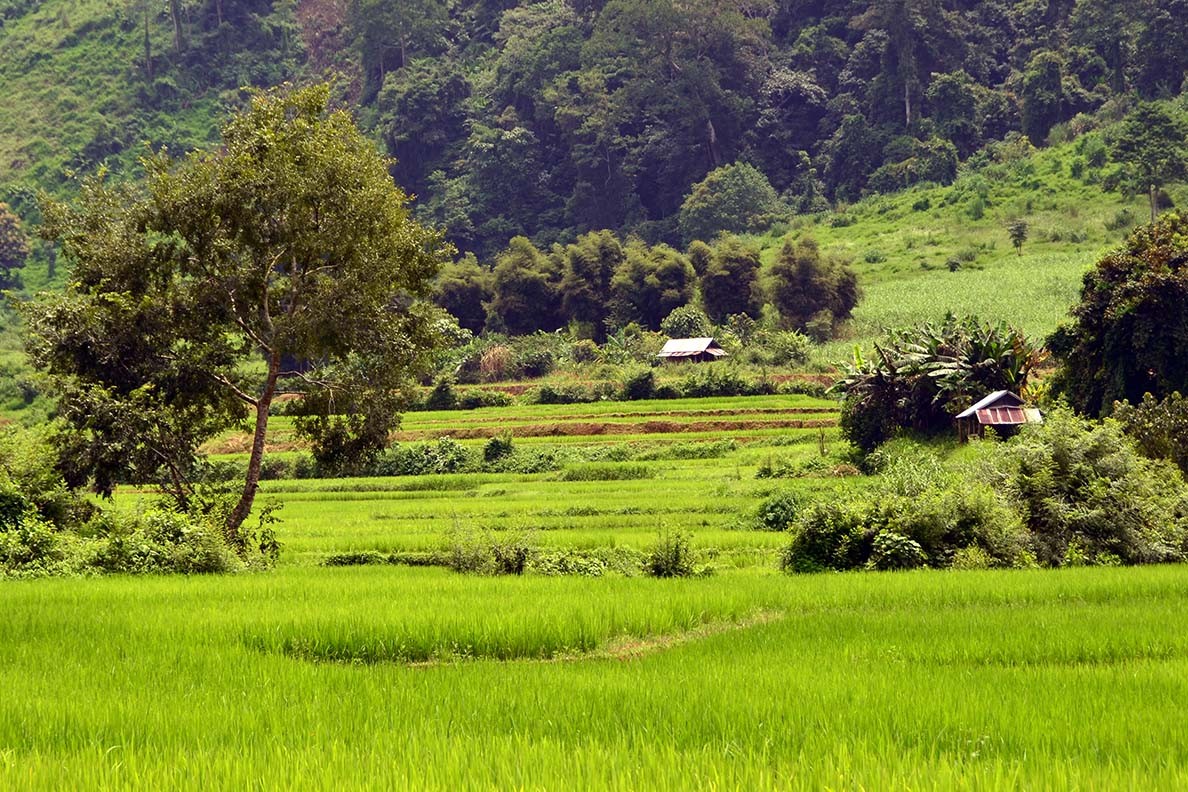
[956,390,1043,441]
[656,337,728,363]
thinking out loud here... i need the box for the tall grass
[2,566,1188,788]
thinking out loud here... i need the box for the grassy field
[6,396,1188,787]
[3,565,1188,788]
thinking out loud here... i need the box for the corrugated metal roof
[976,406,1028,425]
[956,390,1025,419]
[657,338,727,357]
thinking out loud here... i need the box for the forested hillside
[2,0,1187,267]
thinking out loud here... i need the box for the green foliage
[433,255,492,334]
[1110,103,1188,220]
[660,305,712,339]
[610,241,695,330]
[644,529,698,578]
[867,531,927,571]
[22,84,448,547]
[1049,211,1188,415]
[0,202,28,286]
[837,315,1044,452]
[1007,219,1029,254]
[678,162,783,244]
[485,237,563,335]
[754,491,799,532]
[994,408,1188,566]
[1113,391,1188,475]
[699,235,761,323]
[765,236,859,340]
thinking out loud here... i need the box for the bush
[424,378,458,410]
[621,367,655,401]
[1114,392,1188,475]
[992,408,1188,566]
[749,330,811,366]
[91,509,235,575]
[483,434,515,464]
[754,491,799,531]
[570,339,600,363]
[644,530,698,578]
[458,389,514,410]
[444,527,536,575]
[780,501,872,573]
[375,438,472,476]
[867,530,927,570]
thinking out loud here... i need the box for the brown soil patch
[394,417,836,441]
[412,405,837,427]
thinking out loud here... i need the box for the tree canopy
[1049,211,1188,416]
[22,84,449,548]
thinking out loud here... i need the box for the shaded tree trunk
[1151,183,1158,224]
[169,0,182,53]
[225,350,280,545]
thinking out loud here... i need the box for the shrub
[458,389,514,410]
[644,529,698,578]
[621,367,655,401]
[491,532,534,575]
[483,434,515,464]
[1114,392,1188,475]
[754,491,799,531]
[678,366,755,398]
[780,501,872,573]
[992,408,1188,567]
[425,378,457,410]
[752,330,811,366]
[867,530,927,570]
[570,339,599,363]
[91,509,235,575]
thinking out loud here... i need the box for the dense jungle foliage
[3,0,1188,263]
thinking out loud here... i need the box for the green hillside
[747,126,1187,363]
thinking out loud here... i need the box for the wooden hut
[956,390,1043,441]
[656,337,728,363]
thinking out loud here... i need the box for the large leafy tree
[1110,103,1188,223]
[765,236,859,338]
[22,85,449,548]
[1049,211,1188,416]
[609,241,695,330]
[699,235,761,323]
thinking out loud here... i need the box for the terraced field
[10,393,1188,789]
[200,395,853,565]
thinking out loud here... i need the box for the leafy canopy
[22,84,449,546]
[1049,211,1188,416]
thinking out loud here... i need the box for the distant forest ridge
[1,0,1187,259]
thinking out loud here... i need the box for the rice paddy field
[5,394,1188,789]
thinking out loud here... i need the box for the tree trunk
[225,350,280,547]
[1151,183,1158,224]
[169,0,182,53]
[904,81,912,128]
[706,118,720,167]
[215,0,223,27]
[144,3,153,79]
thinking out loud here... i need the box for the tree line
[434,230,858,341]
[349,0,1188,256]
